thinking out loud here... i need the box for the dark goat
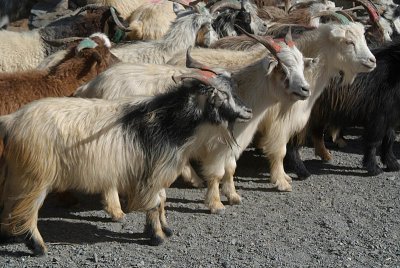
[285,39,400,177]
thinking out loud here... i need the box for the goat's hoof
[367,166,383,176]
[191,179,205,188]
[149,235,164,246]
[275,181,292,192]
[296,169,311,180]
[162,227,173,237]
[111,211,126,222]
[335,138,347,148]
[210,205,226,215]
[25,239,47,256]
[228,193,242,205]
[386,161,400,172]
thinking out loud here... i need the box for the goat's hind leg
[24,212,47,256]
[284,143,311,179]
[380,128,400,171]
[205,177,225,214]
[158,189,172,237]
[221,159,241,205]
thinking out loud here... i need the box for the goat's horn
[186,46,221,75]
[110,7,131,32]
[210,0,242,13]
[76,38,98,52]
[284,26,294,47]
[235,24,281,60]
[313,11,351,24]
[336,10,355,22]
[288,0,318,13]
[41,36,84,47]
[172,71,214,86]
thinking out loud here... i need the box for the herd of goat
[0,0,399,257]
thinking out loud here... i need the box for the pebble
[94,253,98,263]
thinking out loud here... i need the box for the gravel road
[0,129,399,267]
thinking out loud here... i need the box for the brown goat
[0,33,119,152]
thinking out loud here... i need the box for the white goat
[111,9,218,64]
[253,22,376,192]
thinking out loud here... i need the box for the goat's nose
[369,57,376,64]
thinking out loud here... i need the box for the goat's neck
[296,29,342,108]
[159,22,198,54]
[231,59,279,153]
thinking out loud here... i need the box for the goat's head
[238,26,314,102]
[173,47,253,126]
[242,0,268,35]
[53,33,119,78]
[196,22,219,47]
[325,22,376,84]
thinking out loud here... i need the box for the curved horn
[186,46,223,75]
[284,26,294,47]
[172,71,214,86]
[210,0,242,13]
[288,0,318,13]
[76,38,98,52]
[313,10,351,24]
[41,36,84,47]
[336,10,355,22]
[349,0,384,41]
[235,24,281,60]
[110,7,131,32]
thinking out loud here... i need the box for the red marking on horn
[367,3,379,22]
[198,70,217,79]
[274,38,293,49]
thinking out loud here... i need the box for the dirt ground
[0,129,399,267]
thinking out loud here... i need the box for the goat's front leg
[269,145,292,192]
[102,188,125,222]
[204,176,225,214]
[363,120,385,175]
[221,159,241,205]
[312,129,332,162]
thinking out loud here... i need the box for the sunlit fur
[0,30,45,72]
[168,44,310,213]
[111,11,217,64]
[255,22,376,191]
[85,0,148,19]
[125,0,178,41]
[0,76,246,255]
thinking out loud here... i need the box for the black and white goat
[0,58,252,256]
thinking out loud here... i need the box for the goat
[0,6,125,72]
[167,30,314,213]
[75,0,148,19]
[210,0,268,37]
[291,39,400,176]
[111,9,218,64]
[0,62,252,256]
[0,33,117,150]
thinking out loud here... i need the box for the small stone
[94,253,98,263]
[231,239,237,245]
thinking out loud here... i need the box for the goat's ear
[304,57,319,69]
[329,28,346,40]
[91,51,103,65]
[263,59,278,75]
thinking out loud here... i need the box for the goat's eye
[345,40,355,47]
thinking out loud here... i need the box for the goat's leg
[180,163,204,188]
[145,205,166,246]
[0,198,15,243]
[102,187,125,222]
[221,160,241,205]
[204,176,225,214]
[363,121,384,175]
[330,126,347,148]
[269,146,292,191]
[24,212,47,256]
[284,142,311,179]
[158,189,172,237]
[312,125,332,162]
[381,128,400,171]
